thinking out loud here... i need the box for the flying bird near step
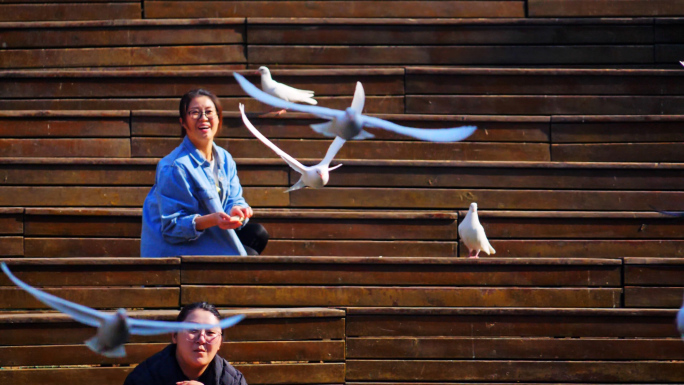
[257,66,317,115]
[240,103,345,193]
[234,72,477,142]
[1,262,244,357]
[458,202,496,258]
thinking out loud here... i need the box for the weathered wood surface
[624,286,684,308]
[346,359,684,382]
[132,138,550,161]
[247,18,653,45]
[0,237,23,256]
[2,46,246,69]
[288,188,684,210]
[406,68,684,95]
[133,111,550,142]
[346,308,680,337]
[551,115,684,143]
[624,258,684,288]
[528,0,684,17]
[0,3,140,22]
[145,1,525,18]
[181,256,621,287]
[183,285,621,308]
[0,340,344,365]
[406,95,684,115]
[24,237,140,257]
[0,210,23,234]
[266,240,459,257]
[250,45,652,65]
[471,240,684,258]
[0,96,404,113]
[552,143,684,162]
[656,18,684,43]
[0,138,131,157]
[0,287,179,309]
[656,43,684,63]
[0,112,130,137]
[0,187,287,207]
[0,257,179,286]
[0,363,346,384]
[0,309,345,345]
[0,19,245,49]
[347,336,684,359]
[462,211,684,239]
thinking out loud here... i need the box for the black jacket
[123,344,248,385]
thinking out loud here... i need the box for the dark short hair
[179,89,223,137]
[176,302,222,322]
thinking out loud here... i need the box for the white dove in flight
[234,72,477,142]
[257,66,317,115]
[239,103,344,193]
[1,262,244,357]
[458,202,496,258]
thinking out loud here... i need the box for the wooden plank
[133,112,550,142]
[347,336,684,360]
[25,215,142,237]
[551,116,684,143]
[553,143,684,162]
[183,286,621,308]
[472,240,684,258]
[406,95,684,115]
[0,364,345,385]
[0,258,179,286]
[0,139,131,157]
[0,237,23,256]
[0,187,286,207]
[145,1,525,18]
[0,211,23,234]
[468,214,684,239]
[0,20,244,49]
[0,3,140,22]
[265,240,459,257]
[0,115,130,137]
[181,257,620,286]
[0,96,404,113]
[0,314,345,345]
[406,69,684,95]
[625,286,684,308]
[656,44,684,63]
[0,287,179,309]
[346,360,684,382]
[247,19,653,45]
[528,0,684,17]
[346,310,680,337]
[0,69,403,98]
[625,263,684,285]
[250,45,651,65]
[24,237,140,258]
[0,340,344,366]
[2,46,246,69]
[655,18,684,43]
[288,188,684,211]
[133,138,550,161]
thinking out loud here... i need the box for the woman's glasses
[188,110,216,120]
[183,329,222,343]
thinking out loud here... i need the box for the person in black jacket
[123,302,248,385]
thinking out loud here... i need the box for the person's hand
[213,212,244,230]
[177,381,203,385]
[230,206,253,221]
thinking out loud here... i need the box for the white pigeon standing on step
[239,103,344,192]
[234,72,477,142]
[458,202,496,258]
[1,262,245,357]
[257,66,317,115]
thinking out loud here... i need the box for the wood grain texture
[265,240,459,257]
[0,3,140,22]
[0,287,179,309]
[0,115,130,137]
[0,237,23,256]
[552,143,684,162]
[624,286,684,308]
[0,138,131,157]
[528,0,684,17]
[472,240,684,258]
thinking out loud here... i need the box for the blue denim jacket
[141,136,248,257]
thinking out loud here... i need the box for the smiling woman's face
[181,95,219,149]
[173,309,222,370]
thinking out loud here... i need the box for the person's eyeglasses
[188,110,216,120]
[184,329,222,343]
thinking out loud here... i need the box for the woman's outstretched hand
[230,205,253,221]
[196,212,244,230]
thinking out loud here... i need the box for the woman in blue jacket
[141,89,268,257]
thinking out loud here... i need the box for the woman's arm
[155,165,207,243]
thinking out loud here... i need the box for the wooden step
[624,257,684,308]
[528,0,684,17]
[0,3,140,22]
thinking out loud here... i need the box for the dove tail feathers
[285,179,307,193]
[353,130,375,140]
[310,121,336,137]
